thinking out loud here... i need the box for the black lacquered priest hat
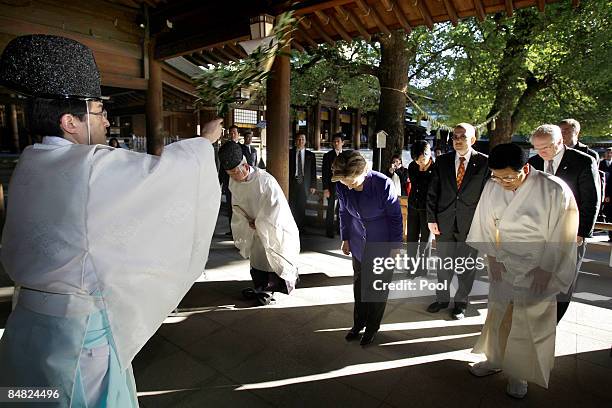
[219,141,245,170]
[0,34,106,100]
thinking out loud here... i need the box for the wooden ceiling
[147,0,576,63]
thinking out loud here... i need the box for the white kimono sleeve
[87,137,220,369]
[466,180,498,257]
[539,184,579,294]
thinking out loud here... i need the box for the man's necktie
[297,151,304,184]
[456,157,466,189]
[547,160,554,174]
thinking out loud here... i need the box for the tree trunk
[375,30,409,171]
[486,9,541,148]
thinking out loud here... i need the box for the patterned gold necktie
[456,157,466,189]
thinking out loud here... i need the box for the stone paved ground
[0,215,610,407]
[130,217,612,408]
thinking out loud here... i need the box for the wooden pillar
[145,41,163,156]
[9,104,19,153]
[333,107,341,134]
[224,109,233,128]
[313,101,321,151]
[352,108,361,150]
[266,48,290,197]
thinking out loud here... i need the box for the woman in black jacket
[407,141,434,277]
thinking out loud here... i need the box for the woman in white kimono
[0,35,222,407]
[218,141,300,306]
[466,142,578,399]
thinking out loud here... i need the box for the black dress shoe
[256,292,273,306]
[452,303,467,320]
[426,301,449,313]
[360,331,376,346]
[345,327,363,341]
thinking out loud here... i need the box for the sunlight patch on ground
[316,312,488,334]
[380,332,481,346]
[137,388,197,397]
[235,348,480,391]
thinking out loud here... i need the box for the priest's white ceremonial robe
[230,167,300,292]
[0,136,220,407]
[466,169,578,388]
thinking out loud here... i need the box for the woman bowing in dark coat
[333,151,403,346]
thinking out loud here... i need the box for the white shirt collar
[552,145,565,170]
[455,148,473,164]
[42,136,73,146]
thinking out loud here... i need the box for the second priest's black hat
[218,141,245,170]
[0,34,103,100]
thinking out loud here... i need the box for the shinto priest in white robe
[0,136,220,406]
[466,168,578,388]
[229,166,300,293]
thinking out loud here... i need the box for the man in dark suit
[560,118,599,162]
[218,124,241,237]
[322,132,345,238]
[289,132,316,231]
[426,123,489,319]
[241,131,258,167]
[528,124,600,323]
[599,148,612,175]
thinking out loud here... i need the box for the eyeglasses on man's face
[533,142,555,152]
[452,134,467,141]
[89,109,108,119]
[490,173,521,183]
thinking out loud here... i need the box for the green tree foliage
[424,1,611,142]
[290,41,380,112]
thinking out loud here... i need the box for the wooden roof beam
[226,42,248,59]
[304,16,336,46]
[473,0,486,22]
[216,45,239,63]
[383,0,412,34]
[313,10,330,26]
[504,0,514,17]
[414,0,434,29]
[442,0,459,26]
[208,49,230,65]
[196,51,219,66]
[327,12,354,42]
[296,29,319,48]
[335,5,371,42]
[200,51,223,65]
[356,0,392,36]
[188,53,212,68]
[537,0,545,12]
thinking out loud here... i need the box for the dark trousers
[250,268,289,294]
[406,208,430,268]
[352,258,389,333]
[557,241,586,323]
[325,188,339,236]
[604,203,612,240]
[435,225,477,305]
[225,188,234,226]
[289,180,307,229]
